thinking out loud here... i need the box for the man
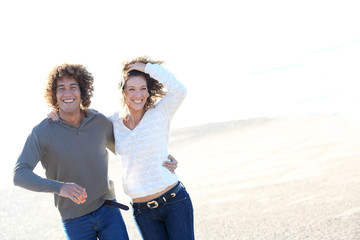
[13,63,177,239]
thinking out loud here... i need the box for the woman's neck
[124,109,146,129]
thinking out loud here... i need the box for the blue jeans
[132,183,194,240]
[62,200,129,240]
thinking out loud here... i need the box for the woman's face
[124,76,150,112]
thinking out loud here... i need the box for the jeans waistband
[131,182,184,210]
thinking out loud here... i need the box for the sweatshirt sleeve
[13,130,63,194]
[145,63,187,117]
[106,116,116,155]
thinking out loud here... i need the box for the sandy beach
[1,115,360,239]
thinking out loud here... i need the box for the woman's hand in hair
[125,62,146,73]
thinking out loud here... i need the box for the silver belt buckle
[147,200,159,209]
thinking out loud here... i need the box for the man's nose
[64,88,75,95]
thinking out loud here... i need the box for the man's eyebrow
[57,82,79,88]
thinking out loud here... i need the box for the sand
[1,115,360,239]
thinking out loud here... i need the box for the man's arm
[14,164,87,204]
[163,155,178,173]
[13,162,63,193]
[13,130,87,204]
[13,130,63,193]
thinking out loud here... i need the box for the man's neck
[59,109,84,128]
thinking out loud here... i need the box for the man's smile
[63,99,75,103]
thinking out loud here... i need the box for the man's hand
[163,154,178,173]
[60,183,87,204]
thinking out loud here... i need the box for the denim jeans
[62,200,129,240]
[132,183,194,240]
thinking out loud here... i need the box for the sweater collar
[58,108,98,129]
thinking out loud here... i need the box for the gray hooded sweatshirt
[14,109,116,219]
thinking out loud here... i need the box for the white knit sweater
[110,63,187,199]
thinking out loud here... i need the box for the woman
[111,56,194,240]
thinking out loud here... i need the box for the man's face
[56,77,81,114]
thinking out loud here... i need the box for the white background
[1,0,359,181]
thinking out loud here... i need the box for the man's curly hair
[118,56,167,118]
[45,63,94,110]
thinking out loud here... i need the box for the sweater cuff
[54,181,65,195]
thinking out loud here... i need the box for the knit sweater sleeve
[145,63,187,117]
[13,128,63,194]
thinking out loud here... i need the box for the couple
[13,56,194,240]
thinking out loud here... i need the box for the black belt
[104,200,129,211]
[132,182,184,210]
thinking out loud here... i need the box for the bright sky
[1,0,359,180]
